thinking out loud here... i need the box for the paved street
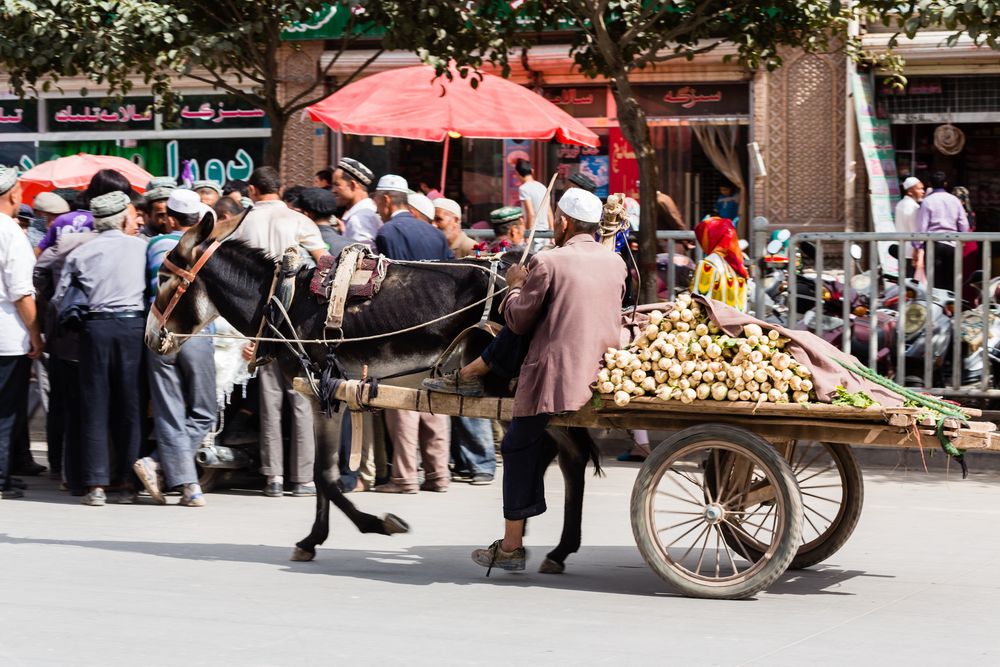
[2,457,999,666]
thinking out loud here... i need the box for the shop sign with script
[636,83,750,117]
[0,99,38,133]
[164,95,269,130]
[47,97,154,131]
[540,86,607,118]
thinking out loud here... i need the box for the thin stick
[520,172,559,266]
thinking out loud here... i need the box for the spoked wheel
[715,441,863,569]
[631,424,803,600]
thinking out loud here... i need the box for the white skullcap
[902,176,921,192]
[407,192,435,221]
[166,188,202,215]
[0,166,18,195]
[198,202,217,223]
[558,188,602,224]
[434,197,462,219]
[375,174,410,194]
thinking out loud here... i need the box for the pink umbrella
[307,66,600,190]
[18,153,152,205]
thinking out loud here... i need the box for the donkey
[145,212,603,573]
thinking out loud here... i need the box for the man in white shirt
[0,167,43,499]
[515,159,549,251]
[331,158,382,251]
[894,176,924,278]
[229,167,326,498]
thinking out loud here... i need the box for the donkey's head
[144,209,246,355]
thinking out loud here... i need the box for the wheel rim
[723,442,846,554]
[788,443,847,552]
[645,440,788,587]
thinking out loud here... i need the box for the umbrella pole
[440,134,450,193]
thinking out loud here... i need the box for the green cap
[90,190,131,218]
[489,206,523,225]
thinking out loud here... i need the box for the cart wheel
[711,442,863,570]
[631,424,803,600]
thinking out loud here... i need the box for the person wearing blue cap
[54,190,147,506]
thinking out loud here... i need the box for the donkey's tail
[569,427,604,478]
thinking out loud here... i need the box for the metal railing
[783,231,1000,399]
[464,223,1000,400]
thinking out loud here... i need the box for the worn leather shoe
[13,460,46,476]
[470,473,494,486]
[1,488,24,500]
[263,482,284,497]
[292,483,316,497]
[133,457,165,505]
[374,481,417,494]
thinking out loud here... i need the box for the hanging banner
[608,127,639,200]
[852,72,901,275]
[503,139,531,207]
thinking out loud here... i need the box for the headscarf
[695,216,747,279]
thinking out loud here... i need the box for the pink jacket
[505,234,627,417]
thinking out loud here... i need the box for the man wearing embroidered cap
[192,180,222,207]
[331,157,382,251]
[0,166,44,499]
[895,176,923,277]
[486,206,526,254]
[55,190,147,507]
[432,198,476,258]
[134,189,216,508]
[426,188,627,572]
[567,172,598,193]
[142,177,177,238]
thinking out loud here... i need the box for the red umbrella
[307,65,600,189]
[18,153,152,205]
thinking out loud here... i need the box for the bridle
[151,238,226,337]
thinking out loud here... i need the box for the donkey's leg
[540,427,592,574]
[293,408,409,561]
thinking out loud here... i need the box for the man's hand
[505,264,528,290]
[27,333,44,360]
[242,342,256,361]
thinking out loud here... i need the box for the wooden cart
[326,379,1000,600]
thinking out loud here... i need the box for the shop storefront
[0,93,270,186]
[878,74,1000,233]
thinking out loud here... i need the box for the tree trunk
[263,111,286,168]
[609,75,661,305]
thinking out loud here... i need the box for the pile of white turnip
[596,294,816,407]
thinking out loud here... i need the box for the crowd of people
[0,155,591,506]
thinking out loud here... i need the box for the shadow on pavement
[0,532,882,599]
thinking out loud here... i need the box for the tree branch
[179,70,264,108]
[630,40,725,69]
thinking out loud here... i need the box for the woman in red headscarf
[692,216,748,310]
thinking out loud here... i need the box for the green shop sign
[282,3,371,40]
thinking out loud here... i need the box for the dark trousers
[932,242,957,291]
[480,325,529,381]
[48,357,84,492]
[500,414,552,520]
[79,318,144,488]
[0,355,31,490]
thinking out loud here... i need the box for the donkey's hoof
[383,513,410,535]
[291,546,316,562]
[539,557,565,574]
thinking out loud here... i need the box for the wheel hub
[704,503,725,524]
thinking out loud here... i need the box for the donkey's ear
[209,205,251,243]
[190,209,217,245]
